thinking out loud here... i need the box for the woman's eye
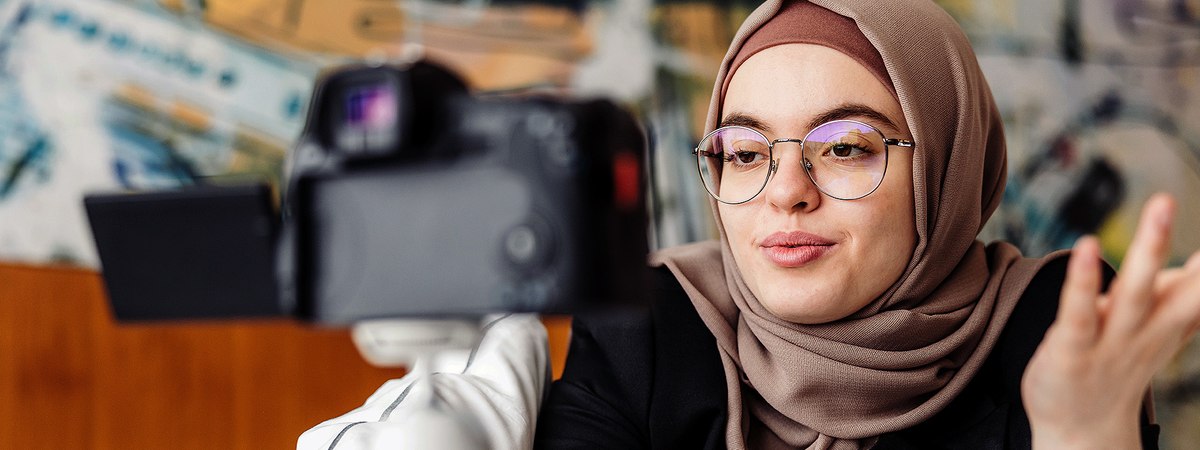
[734,151,761,164]
[832,144,859,157]
[727,150,768,167]
[824,141,872,158]
[722,139,768,167]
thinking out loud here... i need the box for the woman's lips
[759,231,835,268]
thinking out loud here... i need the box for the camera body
[275,61,649,323]
[86,61,649,324]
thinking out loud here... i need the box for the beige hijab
[651,0,1065,448]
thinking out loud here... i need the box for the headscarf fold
[651,0,1065,448]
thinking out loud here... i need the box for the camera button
[505,225,539,264]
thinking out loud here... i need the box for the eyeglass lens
[696,121,889,203]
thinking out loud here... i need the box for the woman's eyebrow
[808,104,901,132]
[719,113,773,134]
[721,106,901,136]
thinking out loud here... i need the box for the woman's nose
[763,147,821,212]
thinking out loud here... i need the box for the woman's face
[719,43,917,324]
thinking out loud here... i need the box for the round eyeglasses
[692,120,916,204]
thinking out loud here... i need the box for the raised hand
[1022,193,1200,449]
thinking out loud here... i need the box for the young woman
[299,0,1200,448]
[535,0,1197,448]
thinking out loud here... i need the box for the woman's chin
[758,292,849,324]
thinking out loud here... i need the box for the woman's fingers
[1106,194,1176,338]
[1186,250,1200,272]
[1187,251,1200,336]
[1144,253,1200,352]
[1140,278,1200,370]
[1154,268,1189,298]
[1054,235,1103,347]
[1026,197,1197,449]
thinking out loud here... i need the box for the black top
[535,255,1160,449]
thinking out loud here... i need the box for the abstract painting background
[0,0,1196,446]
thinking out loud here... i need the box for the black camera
[85,61,650,324]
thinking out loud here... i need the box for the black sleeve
[534,267,729,450]
[533,308,654,449]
